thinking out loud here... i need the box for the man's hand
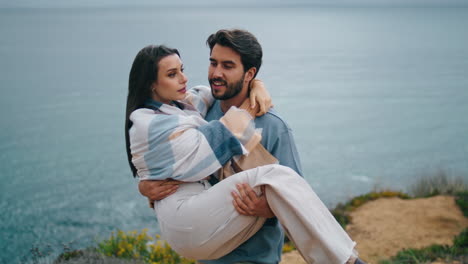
[231,183,274,218]
[139,179,182,208]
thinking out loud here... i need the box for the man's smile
[210,78,227,90]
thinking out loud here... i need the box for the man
[139,29,303,264]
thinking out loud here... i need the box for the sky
[1,0,468,8]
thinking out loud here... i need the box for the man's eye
[224,64,233,69]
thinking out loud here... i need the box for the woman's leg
[155,164,356,263]
[220,164,357,263]
[154,175,267,260]
[256,165,357,264]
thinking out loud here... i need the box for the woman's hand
[138,179,182,208]
[249,79,272,116]
[239,99,260,118]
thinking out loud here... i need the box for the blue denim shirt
[201,101,303,264]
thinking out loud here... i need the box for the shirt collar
[143,99,185,111]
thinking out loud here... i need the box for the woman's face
[151,54,188,104]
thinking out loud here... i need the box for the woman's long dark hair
[125,45,180,177]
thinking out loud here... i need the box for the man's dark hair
[207,29,262,78]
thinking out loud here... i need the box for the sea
[0,5,467,263]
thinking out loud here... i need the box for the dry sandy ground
[280,195,468,264]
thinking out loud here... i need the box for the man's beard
[209,76,244,100]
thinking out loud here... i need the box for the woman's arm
[183,80,272,117]
[183,85,214,117]
[130,107,260,182]
[137,82,270,200]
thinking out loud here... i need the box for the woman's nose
[180,72,188,83]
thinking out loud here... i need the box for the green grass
[330,171,467,228]
[331,190,410,228]
[54,249,146,264]
[379,228,468,264]
[409,170,467,198]
[38,172,466,264]
[455,191,468,217]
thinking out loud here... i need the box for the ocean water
[0,6,467,263]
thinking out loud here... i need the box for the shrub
[96,229,195,264]
[410,171,467,198]
[282,241,296,253]
[455,191,468,217]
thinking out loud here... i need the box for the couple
[125,29,366,264]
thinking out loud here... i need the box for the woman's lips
[178,87,187,93]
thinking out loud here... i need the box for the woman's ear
[150,82,159,100]
[151,81,157,94]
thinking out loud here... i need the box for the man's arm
[232,117,303,217]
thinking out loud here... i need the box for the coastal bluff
[280,195,468,264]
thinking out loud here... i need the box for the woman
[126,45,363,264]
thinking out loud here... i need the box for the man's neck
[219,87,249,113]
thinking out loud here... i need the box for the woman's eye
[181,67,185,73]
[168,73,176,78]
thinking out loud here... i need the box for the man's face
[208,44,246,100]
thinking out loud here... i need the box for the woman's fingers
[239,99,258,118]
[254,97,273,116]
[250,93,256,108]
[248,79,272,117]
[256,98,266,116]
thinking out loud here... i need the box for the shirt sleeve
[272,130,303,176]
[131,107,261,182]
[262,119,303,176]
[182,85,215,117]
[169,107,261,181]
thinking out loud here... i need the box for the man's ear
[244,67,257,83]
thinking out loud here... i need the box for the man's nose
[212,66,223,79]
